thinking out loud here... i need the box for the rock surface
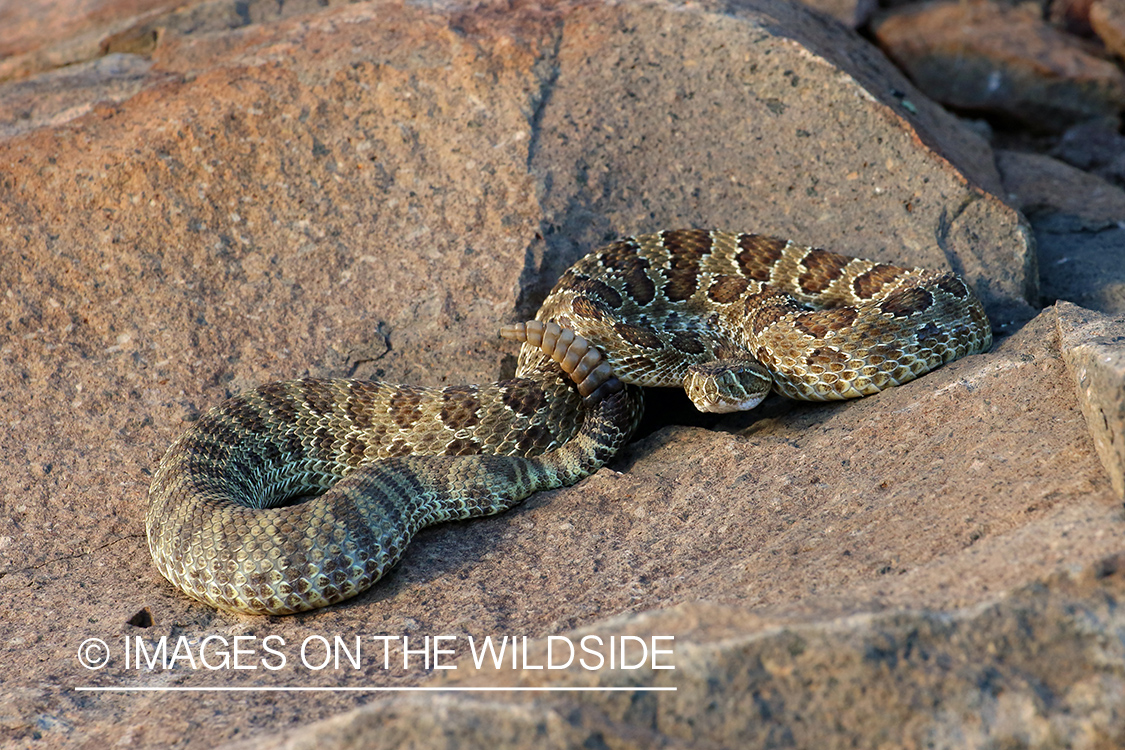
[873,0,1125,131]
[1057,302,1125,499]
[996,148,1125,223]
[234,556,1125,749]
[1051,0,1100,36]
[0,0,1122,748]
[798,0,878,28]
[1052,118,1125,188]
[995,148,1125,312]
[1091,0,1125,59]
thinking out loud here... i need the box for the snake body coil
[148,230,991,614]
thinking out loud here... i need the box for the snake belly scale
[147,229,992,615]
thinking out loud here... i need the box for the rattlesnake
[147,229,992,615]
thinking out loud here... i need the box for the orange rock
[873,0,1125,131]
[5,0,1123,747]
[1091,0,1125,58]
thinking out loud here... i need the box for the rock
[1052,118,1125,188]
[996,148,1125,313]
[1030,211,1125,312]
[1,0,1116,748]
[0,53,156,138]
[0,0,357,82]
[796,0,878,28]
[519,0,1033,324]
[996,148,1125,223]
[0,0,169,82]
[1091,0,1125,58]
[872,0,1125,132]
[1057,302,1125,499]
[232,556,1125,749]
[1051,0,1098,37]
[10,293,1114,748]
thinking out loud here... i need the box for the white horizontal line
[75,686,676,693]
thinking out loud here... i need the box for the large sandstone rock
[996,148,1125,223]
[1,0,1119,747]
[236,556,1125,749]
[873,0,1125,132]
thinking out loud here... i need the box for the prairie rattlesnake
[147,229,991,614]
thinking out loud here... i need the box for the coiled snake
[147,229,992,615]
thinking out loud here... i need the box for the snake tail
[147,381,642,615]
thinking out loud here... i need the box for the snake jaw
[682,360,773,413]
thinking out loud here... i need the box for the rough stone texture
[997,148,1125,223]
[1091,0,1125,59]
[1057,302,1125,499]
[872,0,1125,132]
[0,0,357,82]
[995,148,1125,312]
[0,53,157,137]
[1051,0,1099,36]
[0,0,172,81]
[518,0,1035,326]
[797,0,877,29]
[233,557,1125,749]
[0,0,1120,748]
[1052,118,1125,188]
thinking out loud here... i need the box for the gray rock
[797,0,878,28]
[995,149,1125,314]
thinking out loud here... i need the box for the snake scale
[147,229,992,615]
